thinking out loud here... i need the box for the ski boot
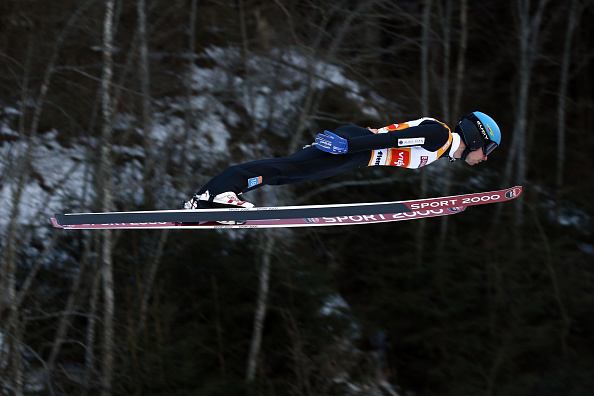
[181,191,254,225]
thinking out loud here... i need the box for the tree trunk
[245,231,275,381]
[137,0,155,208]
[437,0,462,253]
[83,249,102,391]
[503,0,550,226]
[137,229,168,334]
[416,0,434,265]
[556,0,581,221]
[451,0,467,123]
[99,0,116,394]
[178,0,199,191]
[47,234,93,372]
[420,0,433,116]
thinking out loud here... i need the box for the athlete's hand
[314,131,348,154]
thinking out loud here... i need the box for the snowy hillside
[1,45,387,233]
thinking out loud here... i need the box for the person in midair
[182,111,501,212]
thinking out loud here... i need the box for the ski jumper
[197,118,458,199]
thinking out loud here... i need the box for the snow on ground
[1,44,384,248]
[537,188,593,235]
[0,128,91,236]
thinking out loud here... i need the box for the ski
[51,206,467,229]
[51,186,522,228]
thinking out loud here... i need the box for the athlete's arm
[347,121,450,153]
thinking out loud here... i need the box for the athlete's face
[465,149,488,165]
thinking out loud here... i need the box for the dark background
[1,0,593,395]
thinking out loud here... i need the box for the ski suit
[197,118,459,198]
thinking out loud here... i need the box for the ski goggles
[482,140,499,156]
[456,113,498,156]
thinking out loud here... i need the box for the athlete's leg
[196,126,372,197]
[197,147,369,196]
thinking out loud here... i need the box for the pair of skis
[51,186,522,230]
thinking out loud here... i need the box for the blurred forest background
[1,0,594,395]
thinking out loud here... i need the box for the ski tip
[505,186,523,199]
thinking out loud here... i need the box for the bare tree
[438,0,467,252]
[177,0,199,191]
[245,230,276,381]
[504,0,550,226]
[420,0,434,116]
[556,0,582,221]
[46,235,94,374]
[451,0,467,124]
[437,0,452,122]
[415,0,434,265]
[132,0,171,348]
[136,230,169,333]
[0,1,96,392]
[137,0,156,208]
[98,0,116,394]
[84,249,103,390]
[244,0,382,382]
[0,35,31,392]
